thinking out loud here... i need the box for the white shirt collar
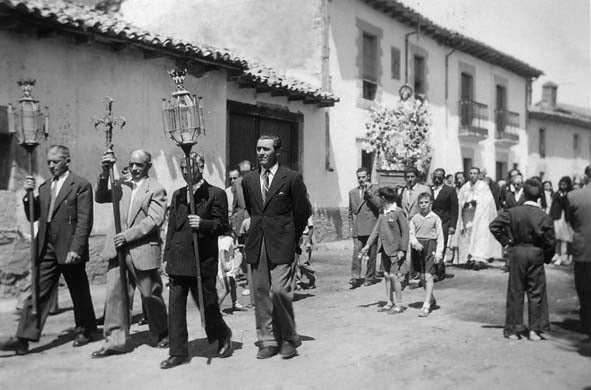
[131,177,146,190]
[53,170,69,183]
[524,200,541,208]
[261,163,279,176]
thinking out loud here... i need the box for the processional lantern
[162,68,205,152]
[8,79,49,152]
[162,68,207,327]
[8,79,49,320]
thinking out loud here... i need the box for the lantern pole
[9,79,48,325]
[94,98,130,330]
[163,69,206,328]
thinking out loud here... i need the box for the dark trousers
[17,240,96,341]
[505,246,550,336]
[574,261,591,335]
[102,257,168,350]
[351,235,377,280]
[168,274,228,357]
[435,229,450,277]
[252,240,297,347]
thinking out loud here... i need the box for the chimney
[541,81,557,108]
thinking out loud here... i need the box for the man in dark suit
[489,178,555,340]
[91,150,169,358]
[160,152,232,369]
[430,168,458,280]
[241,134,311,360]
[0,145,96,355]
[500,170,526,210]
[567,166,591,342]
[348,167,382,288]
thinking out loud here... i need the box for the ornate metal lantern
[162,68,205,149]
[8,79,48,151]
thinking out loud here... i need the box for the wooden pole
[26,149,39,324]
[183,147,206,328]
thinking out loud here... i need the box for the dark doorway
[227,101,302,173]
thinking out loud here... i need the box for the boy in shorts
[410,192,444,317]
[362,187,409,314]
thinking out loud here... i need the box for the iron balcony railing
[495,109,520,141]
[459,100,488,138]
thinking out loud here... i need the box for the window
[496,161,508,182]
[361,150,374,174]
[462,158,473,177]
[574,133,580,155]
[539,128,546,158]
[362,32,378,100]
[460,72,474,127]
[413,55,426,94]
[391,47,400,80]
[495,84,507,133]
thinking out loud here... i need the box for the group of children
[361,187,443,318]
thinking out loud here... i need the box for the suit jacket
[24,172,93,264]
[567,186,591,263]
[230,176,248,234]
[348,185,381,237]
[489,202,555,263]
[241,165,311,265]
[164,181,229,277]
[367,209,409,257]
[96,176,166,270]
[500,185,526,210]
[431,184,459,231]
[400,183,430,220]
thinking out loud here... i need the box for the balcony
[458,100,489,141]
[495,109,520,146]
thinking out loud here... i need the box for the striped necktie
[47,178,58,223]
[262,170,270,203]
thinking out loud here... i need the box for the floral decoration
[363,91,432,174]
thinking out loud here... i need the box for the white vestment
[457,180,502,262]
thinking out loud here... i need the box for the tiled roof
[529,102,591,127]
[0,0,338,105]
[362,0,543,78]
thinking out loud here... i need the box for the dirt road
[0,240,589,389]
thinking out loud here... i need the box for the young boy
[218,230,246,312]
[489,178,555,341]
[409,192,444,317]
[362,186,409,314]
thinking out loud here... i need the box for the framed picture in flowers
[363,84,432,184]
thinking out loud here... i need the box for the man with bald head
[92,149,169,358]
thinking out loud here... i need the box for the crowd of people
[348,164,591,341]
[1,136,590,368]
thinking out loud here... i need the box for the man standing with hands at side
[349,167,382,288]
[241,134,311,359]
[431,168,458,281]
[0,145,96,355]
[92,150,169,358]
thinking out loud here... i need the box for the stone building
[528,82,591,186]
[0,0,336,293]
[115,0,542,238]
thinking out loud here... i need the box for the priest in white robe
[457,167,502,267]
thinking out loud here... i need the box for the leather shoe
[91,347,125,358]
[157,336,169,349]
[0,337,29,355]
[279,339,301,359]
[256,346,278,359]
[217,328,233,358]
[137,317,148,326]
[72,334,90,347]
[160,355,189,369]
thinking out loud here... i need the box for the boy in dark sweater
[489,178,556,341]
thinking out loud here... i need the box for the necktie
[47,179,58,223]
[262,170,270,203]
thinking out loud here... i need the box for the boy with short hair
[362,186,409,314]
[489,178,555,341]
[410,192,444,317]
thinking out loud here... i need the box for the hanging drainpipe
[404,21,420,84]
[445,48,457,131]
